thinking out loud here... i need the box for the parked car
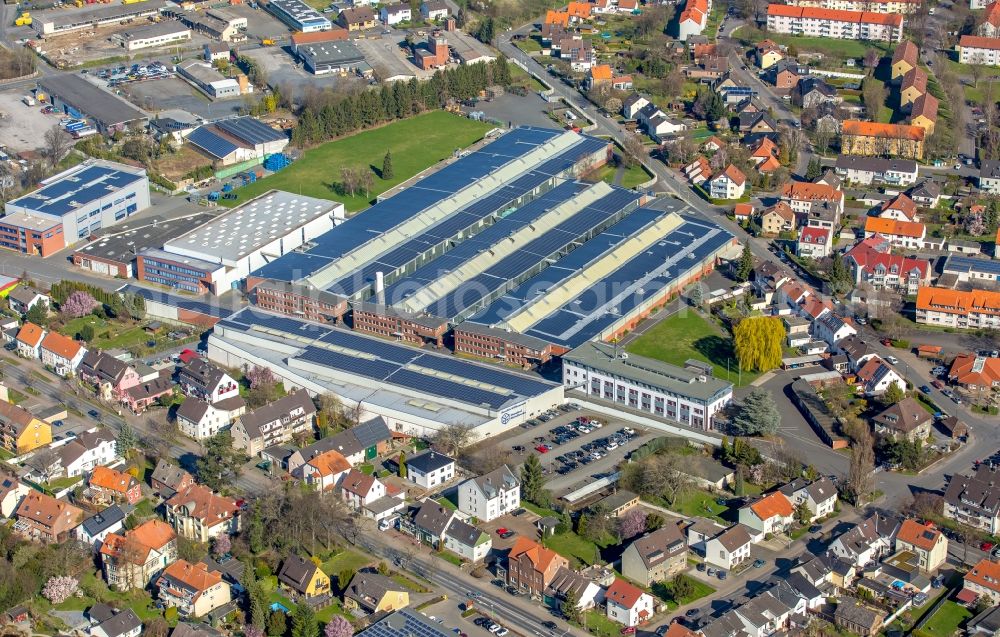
[752,559,766,568]
[886,355,899,365]
[919,385,932,394]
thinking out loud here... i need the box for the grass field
[626,310,760,387]
[767,35,890,60]
[322,549,373,576]
[652,574,716,609]
[914,600,972,637]
[222,112,493,213]
[545,531,610,566]
[670,489,729,520]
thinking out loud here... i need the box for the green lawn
[55,571,163,622]
[521,500,560,518]
[44,475,82,492]
[515,36,542,53]
[223,112,493,213]
[60,316,180,353]
[435,550,464,566]
[580,610,622,637]
[767,35,890,60]
[620,163,652,189]
[652,574,716,610]
[321,549,372,576]
[436,495,458,510]
[544,531,605,566]
[915,600,972,637]
[669,489,728,521]
[626,310,760,387]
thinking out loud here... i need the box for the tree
[861,77,887,122]
[196,431,244,491]
[268,611,288,637]
[794,500,812,526]
[621,132,647,168]
[646,513,665,531]
[686,281,704,306]
[43,126,72,167]
[846,426,876,505]
[561,588,581,622]
[863,48,881,72]
[144,618,169,637]
[243,568,269,628]
[62,291,98,318]
[692,86,726,122]
[474,17,495,44]
[212,534,231,558]
[731,388,781,436]
[805,158,823,181]
[116,422,138,457]
[827,255,853,296]
[245,364,280,409]
[337,569,356,594]
[41,575,79,604]
[735,243,754,282]
[432,423,472,457]
[881,382,905,405]
[618,508,647,540]
[521,453,546,505]
[398,451,407,478]
[24,302,47,326]
[291,603,318,637]
[79,323,95,343]
[733,316,784,372]
[245,626,265,637]
[664,574,694,602]
[324,617,353,637]
[382,150,394,180]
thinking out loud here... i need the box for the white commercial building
[562,341,733,431]
[138,191,341,294]
[176,61,248,99]
[766,4,904,41]
[115,20,191,51]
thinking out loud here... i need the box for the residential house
[909,180,941,207]
[165,484,239,542]
[829,515,896,567]
[796,225,833,259]
[420,1,449,20]
[338,7,377,30]
[171,624,225,637]
[684,156,711,185]
[708,165,747,200]
[780,181,844,227]
[344,572,409,614]
[230,390,316,455]
[813,313,857,348]
[551,35,595,71]
[14,491,83,542]
[750,137,781,173]
[380,3,411,24]
[277,553,331,598]
[964,558,1000,604]
[39,331,86,377]
[341,469,387,513]
[100,519,178,591]
[872,397,933,443]
[598,490,640,516]
[457,465,520,522]
[834,599,884,637]
[879,193,920,222]
[545,567,605,613]
[87,604,142,637]
[792,551,857,590]
[731,590,799,636]
[58,429,117,478]
[176,397,247,441]
[605,578,654,627]
[78,351,141,402]
[894,519,948,573]
[734,203,755,223]
[900,66,928,107]
[968,603,1000,636]
[779,478,838,522]
[705,524,753,570]
[76,504,129,550]
[404,450,455,489]
[765,60,808,89]
[0,471,29,518]
[835,156,919,186]
[948,353,1000,391]
[944,465,1000,534]
[177,359,239,404]
[504,536,569,596]
[622,94,650,119]
[405,499,456,547]
[910,93,939,134]
[287,417,392,473]
[0,400,51,455]
[855,356,905,396]
[841,120,925,160]
[14,322,45,359]
[7,287,49,315]
[981,160,1000,194]
[843,236,930,294]
[863,217,926,250]
[761,202,796,235]
[739,491,795,538]
[150,459,194,498]
[646,114,687,141]
[89,466,142,505]
[794,77,840,109]
[756,39,785,69]
[739,111,778,134]
[891,40,918,81]
[301,449,351,492]
[620,522,688,586]
[917,288,1000,330]
[122,376,174,414]
[444,517,492,562]
[686,517,727,555]
[981,1,1000,36]
[156,560,231,618]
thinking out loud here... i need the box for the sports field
[222,111,494,212]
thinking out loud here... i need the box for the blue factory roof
[216,307,558,410]
[9,163,145,218]
[468,212,734,349]
[942,254,1000,277]
[249,128,597,283]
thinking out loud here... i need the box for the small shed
[536,516,559,537]
[916,344,943,361]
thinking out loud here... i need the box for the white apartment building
[766,4,904,41]
[959,35,1000,64]
[457,465,521,522]
[784,0,919,13]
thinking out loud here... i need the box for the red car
[620,628,636,635]
[932,380,944,389]
[535,445,550,453]
[496,528,509,535]
[881,339,893,346]
[983,541,995,551]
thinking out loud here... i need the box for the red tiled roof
[896,519,943,552]
[845,238,930,279]
[799,225,831,244]
[767,4,902,25]
[842,120,925,141]
[920,287,1000,318]
[864,217,925,238]
[892,40,919,68]
[509,536,564,573]
[41,331,82,361]
[781,181,842,202]
[89,466,136,494]
[15,322,44,347]
[966,559,1000,594]
[749,491,794,521]
[960,35,1000,51]
[881,193,918,220]
[606,578,647,609]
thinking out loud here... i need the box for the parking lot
[0,89,65,151]
[476,407,654,498]
[119,77,242,119]
[240,46,364,94]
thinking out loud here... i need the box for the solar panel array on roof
[249,128,582,283]
[11,164,146,217]
[424,187,641,319]
[215,118,287,146]
[187,126,239,160]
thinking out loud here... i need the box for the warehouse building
[137,190,342,294]
[266,0,332,32]
[297,40,372,76]
[181,8,248,42]
[562,341,734,431]
[207,308,565,439]
[72,213,217,278]
[186,117,289,166]
[113,20,191,51]
[0,160,150,256]
[34,0,166,35]
[176,61,251,99]
[37,74,147,134]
